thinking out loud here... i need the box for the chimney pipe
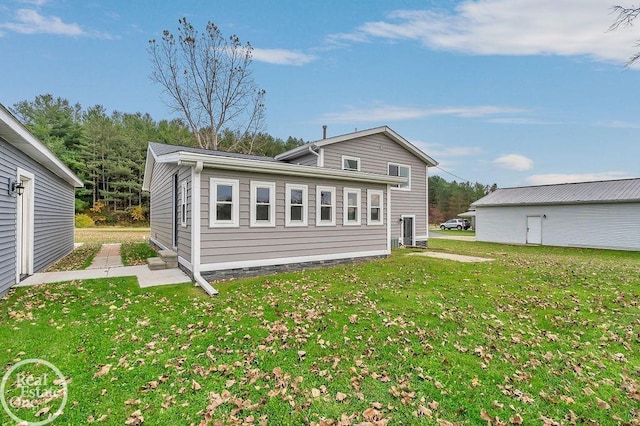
[322,125,327,139]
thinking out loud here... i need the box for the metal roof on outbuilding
[472,178,640,207]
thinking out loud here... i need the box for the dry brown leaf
[596,397,610,410]
[93,364,112,379]
[192,379,202,391]
[509,414,523,424]
[336,392,347,402]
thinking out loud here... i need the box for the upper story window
[342,155,361,171]
[343,187,361,226]
[180,181,188,227]
[316,186,336,226]
[367,190,383,225]
[286,184,308,227]
[388,162,411,190]
[210,178,239,227]
[250,181,276,227]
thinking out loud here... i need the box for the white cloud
[330,1,640,65]
[252,48,317,66]
[594,120,640,129]
[493,154,533,171]
[0,8,84,36]
[526,171,633,185]
[419,142,482,158]
[320,103,526,123]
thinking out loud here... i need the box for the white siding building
[472,179,640,251]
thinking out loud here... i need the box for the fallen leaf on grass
[93,364,112,378]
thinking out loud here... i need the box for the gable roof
[0,103,83,188]
[142,142,407,191]
[472,178,640,207]
[274,126,438,167]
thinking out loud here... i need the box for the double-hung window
[210,178,239,227]
[342,155,360,171]
[367,190,383,225]
[180,181,188,227]
[343,188,361,226]
[388,163,411,190]
[285,184,308,227]
[250,181,276,227]
[316,186,336,226]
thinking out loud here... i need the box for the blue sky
[1,0,639,187]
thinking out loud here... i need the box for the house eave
[472,199,640,208]
[0,103,83,188]
[275,126,438,167]
[159,151,407,185]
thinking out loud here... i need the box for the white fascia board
[0,104,83,187]
[163,151,407,185]
[141,144,158,191]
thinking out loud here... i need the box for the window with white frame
[286,184,308,227]
[388,163,411,190]
[210,178,239,227]
[343,188,361,226]
[342,155,360,171]
[180,181,188,227]
[367,189,383,225]
[316,186,336,226]
[250,181,276,227]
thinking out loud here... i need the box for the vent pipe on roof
[322,125,327,139]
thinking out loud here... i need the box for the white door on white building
[526,216,542,245]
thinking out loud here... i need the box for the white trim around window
[285,183,308,227]
[180,180,188,227]
[316,185,336,226]
[250,181,276,227]
[341,155,361,171]
[210,178,239,228]
[343,187,361,226]
[367,189,384,225]
[388,162,411,191]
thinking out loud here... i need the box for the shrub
[75,214,95,228]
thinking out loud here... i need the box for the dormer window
[342,155,360,171]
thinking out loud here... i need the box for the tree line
[11,94,304,223]
[428,175,497,224]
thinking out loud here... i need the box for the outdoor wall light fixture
[8,178,25,196]
[398,216,404,222]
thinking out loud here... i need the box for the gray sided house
[0,104,83,294]
[142,126,437,295]
[472,178,640,251]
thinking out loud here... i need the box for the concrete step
[158,250,178,269]
[147,257,166,271]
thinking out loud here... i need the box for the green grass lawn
[1,240,638,425]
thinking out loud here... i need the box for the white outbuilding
[471,178,640,251]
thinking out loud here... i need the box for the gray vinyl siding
[320,134,428,239]
[177,167,192,263]
[476,203,640,250]
[291,151,319,166]
[149,162,192,264]
[199,169,388,266]
[149,162,176,251]
[0,137,75,293]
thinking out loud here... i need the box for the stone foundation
[201,255,388,282]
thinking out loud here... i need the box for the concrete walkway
[17,243,193,289]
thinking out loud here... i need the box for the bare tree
[148,18,266,151]
[610,5,640,65]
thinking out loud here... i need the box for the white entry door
[16,170,35,281]
[526,216,542,245]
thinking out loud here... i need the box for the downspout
[191,161,218,296]
[307,144,323,167]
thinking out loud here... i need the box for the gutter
[171,152,406,185]
[190,160,218,296]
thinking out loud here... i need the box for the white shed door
[526,216,542,245]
